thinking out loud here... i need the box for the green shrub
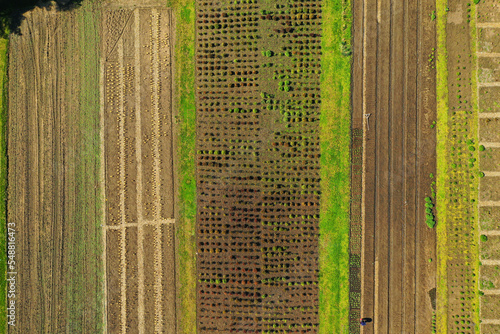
[481,235,488,242]
[469,145,475,151]
[480,172,485,178]
[479,145,485,151]
[474,0,480,4]
[479,290,484,296]
[425,197,432,203]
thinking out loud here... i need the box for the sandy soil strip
[480,230,500,236]
[151,9,164,332]
[478,82,500,87]
[481,260,500,265]
[477,23,500,28]
[482,289,500,295]
[479,113,500,118]
[143,219,175,225]
[134,8,146,334]
[480,143,500,148]
[481,319,500,324]
[483,171,500,177]
[477,52,500,58]
[118,37,127,334]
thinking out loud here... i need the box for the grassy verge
[0,37,8,334]
[435,0,449,332]
[318,0,351,333]
[165,0,196,332]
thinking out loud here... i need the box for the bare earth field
[101,6,177,333]
[353,0,437,332]
[7,4,103,333]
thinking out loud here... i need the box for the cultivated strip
[134,8,146,334]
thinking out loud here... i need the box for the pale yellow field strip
[480,230,500,236]
[105,219,175,229]
[478,82,500,87]
[482,290,500,295]
[479,143,500,148]
[477,23,500,28]
[479,201,500,206]
[481,260,500,265]
[152,9,164,333]
[118,38,127,334]
[134,8,146,334]
[479,113,500,118]
[483,171,500,177]
[477,52,500,58]
[481,319,500,325]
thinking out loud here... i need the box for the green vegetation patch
[319,0,351,333]
[166,0,197,332]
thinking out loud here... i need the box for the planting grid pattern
[102,7,177,334]
[442,0,480,332]
[195,0,322,332]
[477,0,500,330]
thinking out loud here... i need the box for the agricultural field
[352,0,438,332]
[101,5,177,333]
[6,3,103,332]
[195,0,325,331]
[3,0,500,332]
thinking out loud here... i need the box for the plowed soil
[353,0,437,332]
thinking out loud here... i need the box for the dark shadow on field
[0,0,84,38]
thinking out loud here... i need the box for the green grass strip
[435,0,449,332]
[0,37,8,334]
[319,0,351,333]
[165,0,196,332]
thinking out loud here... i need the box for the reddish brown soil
[195,0,321,331]
[353,0,437,332]
[162,224,176,334]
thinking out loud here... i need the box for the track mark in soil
[479,113,500,118]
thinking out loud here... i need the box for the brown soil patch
[480,265,500,290]
[479,87,500,113]
[481,295,500,318]
[482,324,500,333]
[480,176,500,201]
[480,235,500,260]
[126,227,139,331]
[478,27,500,53]
[143,225,156,334]
[479,57,500,83]
[480,118,500,142]
[480,207,500,230]
[161,224,176,334]
[480,147,500,171]
[477,0,500,23]
[107,229,123,332]
[354,0,437,332]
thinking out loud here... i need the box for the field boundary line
[477,23,500,28]
[482,171,500,177]
[479,143,500,148]
[479,201,500,206]
[478,82,500,87]
[134,8,145,334]
[100,32,108,334]
[106,219,175,229]
[481,260,500,265]
[479,113,500,118]
[480,230,500,236]
[480,319,500,324]
[481,289,500,295]
[118,37,127,334]
[477,52,500,58]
